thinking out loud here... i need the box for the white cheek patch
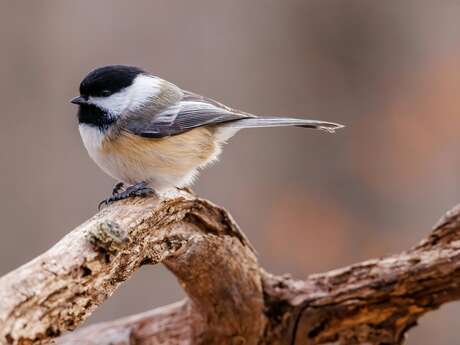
[88,74,162,117]
[126,74,162,111]
[89,92,129,117]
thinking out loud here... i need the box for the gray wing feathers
[126,100,250,138]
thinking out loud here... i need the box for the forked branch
[1,191,460,345]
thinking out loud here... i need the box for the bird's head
[71,65,160,129]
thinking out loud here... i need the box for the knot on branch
[87,220,129,253]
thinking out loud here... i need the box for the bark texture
[1,190,460,345]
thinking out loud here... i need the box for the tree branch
[0,190,264,344]
[1,191,460,345]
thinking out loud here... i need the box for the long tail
[222,116,344,133]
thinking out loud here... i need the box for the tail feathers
[222,116,344,133]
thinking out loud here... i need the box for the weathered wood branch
[0,190,263,345]
[1,191,460,345]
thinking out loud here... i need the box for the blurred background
[0,1,459,343]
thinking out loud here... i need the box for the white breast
[79,124,104,150]
[78,124,119,180]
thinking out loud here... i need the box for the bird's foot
[99,181,156,210]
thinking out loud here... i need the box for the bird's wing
[122,91,251,138]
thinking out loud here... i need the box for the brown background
[1,1,459,343]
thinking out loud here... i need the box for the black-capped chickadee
[70,65,344,206]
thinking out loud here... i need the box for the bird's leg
[99,181,156,210]
[112,182,125,195]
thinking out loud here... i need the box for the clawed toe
[98,194,123,210]
[98,182,156,210]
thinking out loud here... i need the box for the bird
[70,65,344,207]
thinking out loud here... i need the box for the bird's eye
[101,90,111,97]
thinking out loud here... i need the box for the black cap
[79,65,145,98]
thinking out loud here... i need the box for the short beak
[70,95,87,105]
